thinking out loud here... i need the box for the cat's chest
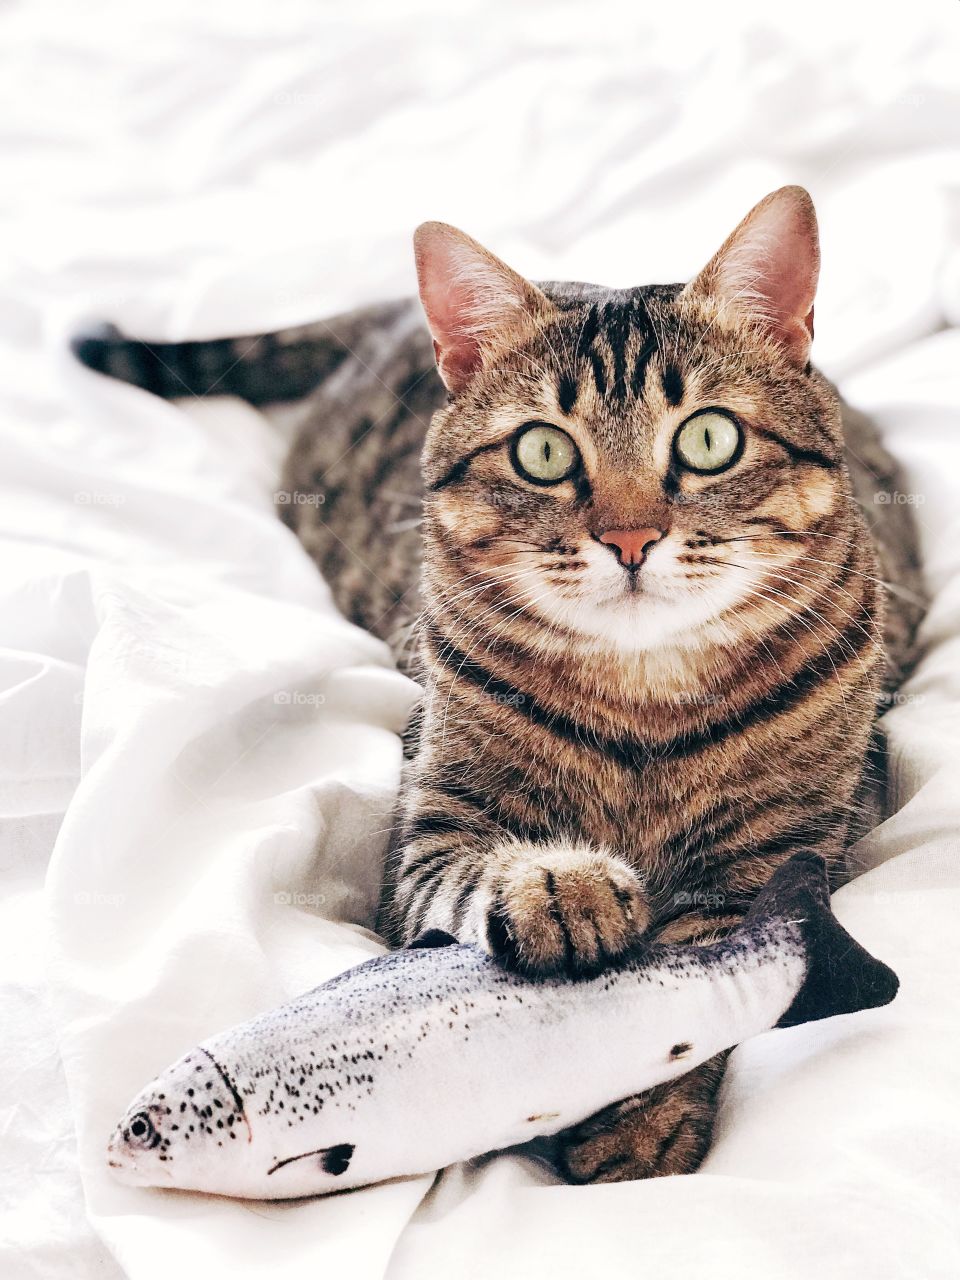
[538,755,710,855]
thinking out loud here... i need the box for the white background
[1,2,959,1277]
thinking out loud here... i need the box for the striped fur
[382,240,895,1178]
[386,283,887,959]
[71,190,926,1183]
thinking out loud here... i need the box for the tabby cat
[73,186,924,1182]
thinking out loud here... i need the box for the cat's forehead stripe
[562,293,667,411]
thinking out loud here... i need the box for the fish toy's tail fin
[743,853,900,1028]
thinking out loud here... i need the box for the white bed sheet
[1,2,959,1277]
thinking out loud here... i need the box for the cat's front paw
[484,843,650,976]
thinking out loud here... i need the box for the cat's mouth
[525,536,750,647]
[603,568,669,605]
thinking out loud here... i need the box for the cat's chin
[596,595,706,651]
[601,573,681,612]
[530,583,707,654]
[526,564,760,655]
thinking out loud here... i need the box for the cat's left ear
[414,222,555,393]
[681,186,820,367]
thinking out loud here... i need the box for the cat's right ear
[681,186,820,367]
[414,222,553,393]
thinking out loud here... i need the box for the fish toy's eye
[673,410,743,474]
[128,1112,154,1144]
[511,423,580,485]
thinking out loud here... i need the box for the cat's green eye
[673,411,743,474]
[511,423,580,485]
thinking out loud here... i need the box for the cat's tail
[69,298,418,406]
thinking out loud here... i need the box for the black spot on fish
[321,1144,354,1176]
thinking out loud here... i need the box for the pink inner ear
[431,327,481,388]
[414,222,538,393]
[753,209,818,325]
[416,235,483,387]
[698,187,820,365]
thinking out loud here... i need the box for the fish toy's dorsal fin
[745,853,899,1027]
[409,929,459,950]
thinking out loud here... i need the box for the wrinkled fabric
[1,2,958,1277]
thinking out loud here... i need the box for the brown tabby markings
[389,291,882,950]
[72,188,926,1185]
[375,193,889,1181]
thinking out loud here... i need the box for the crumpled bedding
[1,2,959,1277]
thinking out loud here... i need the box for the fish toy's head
[108,1048,250,1192]
[107,1092,176,1187]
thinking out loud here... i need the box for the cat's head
[414,187,856,659]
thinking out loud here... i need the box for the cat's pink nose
[598,527,664,568]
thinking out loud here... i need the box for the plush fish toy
[108,853,897,1199]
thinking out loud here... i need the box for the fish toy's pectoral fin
[267,1142,356,1179]
[409,929,459,949]
[320,1143,355,1176]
